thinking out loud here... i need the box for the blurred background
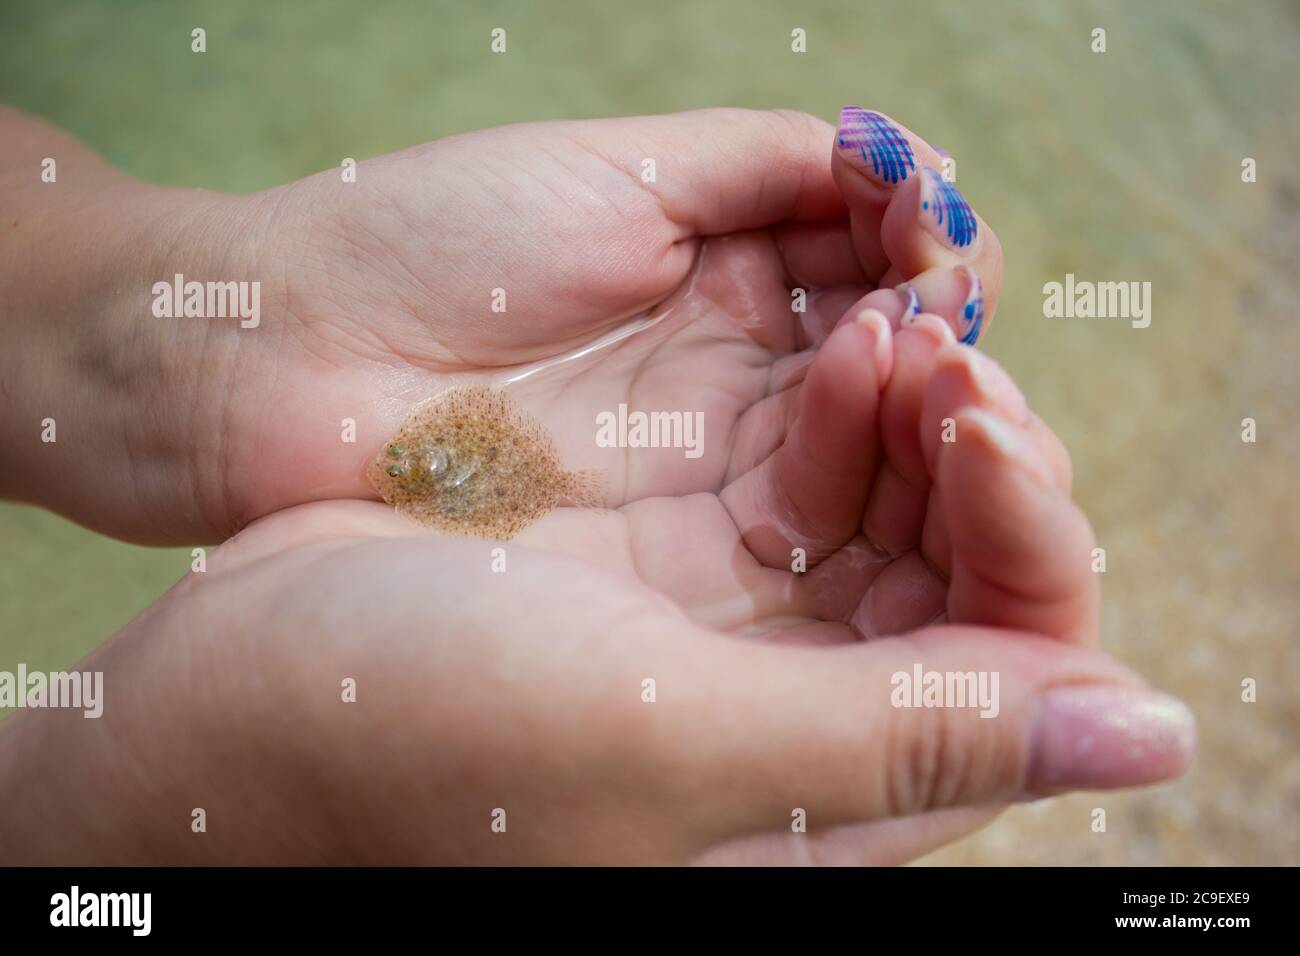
[1,0,1296,864]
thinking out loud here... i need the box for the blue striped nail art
[920,168,978,250]
[899,284,921,318]
[958,266,984,345]
[837,106,916,185]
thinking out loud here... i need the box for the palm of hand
[216,118,1002,645]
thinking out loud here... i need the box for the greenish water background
[2,0,1297,864]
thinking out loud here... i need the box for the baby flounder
[368,385,603,539]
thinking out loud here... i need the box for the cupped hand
[0,479,1192,865]
[42,108,1001,542]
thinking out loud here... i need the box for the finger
[915,346,1073,582]
[685,229,870,354]
[724,279,889,487]
[831,106,944,280]
[838,262,987,344]
[896,264,988,345]
[918,346,1072,493]
[724,383,803,485]
[880,171,1004,326]
[794,285,877,348]
[679,626,1195,839]
[860,315,953,557]
[849,547,948,640]
[724,282,907,481]
[819,315,957,628]
[720,310,891,567]
[689,229,807,353]
[937,408,1101,646]
[772,221,868,289]
[831,286,914,335]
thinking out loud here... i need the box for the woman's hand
[0,106,1000,545]
[0,483,1192,865]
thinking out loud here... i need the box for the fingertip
[954,266,985,345]
[833,106,940,194]
[877,309,954,492]
[901,311,956,348]
[932,346,1029,424]
[880,174,998,285]
[946,407,1055,490]
[853,307,894,383]
[802,305,889,433]
[886,264,993,345]
[1028,686,1197,792]
[898,282,921,319]
[916,167,981,256]
[839,287,911,333]
[940,407,1100,642]
[833,107,950,280]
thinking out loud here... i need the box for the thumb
[606,107,847,236]
[678,625,1195,839]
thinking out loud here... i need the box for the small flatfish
[368,386,603,539]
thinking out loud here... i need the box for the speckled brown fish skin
[368,385,602,539]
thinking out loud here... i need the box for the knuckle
[885,701,1008,815]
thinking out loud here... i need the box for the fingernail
[919,167,978,253]
[901,312,955,347]
[836,106,916,187]
[958,349,1027,422]
[957,406,1022,458]
[956,266,985,345]
[897,283,921,319]
[959,407,1055,486]
[855,308,892,379]
[1029,686,1196,792]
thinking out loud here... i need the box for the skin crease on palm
[0,106,1196,865]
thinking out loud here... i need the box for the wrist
[0,169,265,543]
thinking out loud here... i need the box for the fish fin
[563,469,607,510]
